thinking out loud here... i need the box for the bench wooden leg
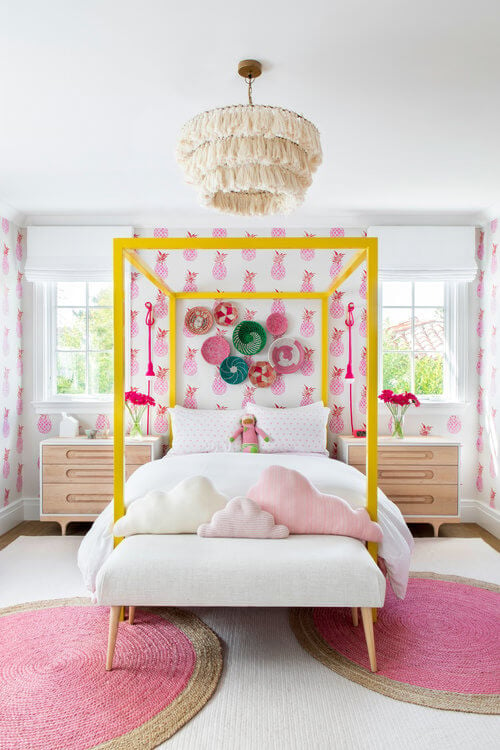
[351,607,359,626]
[106,606,121,671]
[361,606,377,672]
[128,606,136,625]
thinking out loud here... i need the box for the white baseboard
[0,498,25,536]
[461,499,500,538]
[23,498,40,521]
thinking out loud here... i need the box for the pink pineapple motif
[271,295,285,315]
[16,271,22,299]
[130,348,140,375]
[492,244,498,274]
[213,251,228,280]
[330,227,345,238]
[301,348,315,376]
[274,404,286,409]
[359,269,367,299]
[300,309,316,337]
[242,232,257,261]
[271,228,286,238]
[3,488,9,507]
[301,385,315,406]
[153,405,169,433]
[130,310,139,337]
[301,270,315,292]
[153,227,168,238]
[1,218,8,234]
[183,385,198,409]
[300,232,316,261]
[420,423,433,437]
[3,408,9,437]
[491,284,497,314]
[359,385,367,414]
[329,405,345,433]
[490,489,496,508]
[329,366,344,395]
[213,228,227,238]
[95,414,110,432]
[477,230,484,260]
[183,347,198,376]
[154,367,169,395]
[244,308,257,320]
[183,232,198,261]
[359,346,367,376]
[477,270,484,298]
[242,386,256,409]
[242,270,257,292]
[490,455,497,479]
[154,328,169,357]
[330,251,345,278]
[3,327,9,356]
[271,374,285,396]
[359,308,367,338]
[183,270,199,292]
[477,386,484,415]
[476,348,484,375]
[476,426,484,453]
[329,328,345,356]
[212,367,227,395]
[2,243,9,275]
[2,286,8,315]
[477,309,484,338]
[16,231,23,262]
[16,386,23,415]
[130,271,140,299]
[447,415,461,434]
[154,290,168,318]
[271,252,286,280]
[16,464,23,493]
[216,404,228,410]
[16,309,22,338]
[154,252,169,279]
[3,449,10,479]
[37,414,52,434]
[329,290,345,318]
[16,425,23,454]
[2,368,9,396]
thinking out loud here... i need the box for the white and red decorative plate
[248,361,277,388]
[184,307,214,335]
[268,337,305,375]
[214,301,239,326]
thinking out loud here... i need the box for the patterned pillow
[246,402,329,455]
[169,406,245,454]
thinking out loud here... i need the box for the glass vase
[391,412,405,439]
[126,405,146,439]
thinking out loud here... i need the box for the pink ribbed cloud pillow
[247,466,382,542]
[198,497,289,538]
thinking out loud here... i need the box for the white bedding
[77,452,414,599]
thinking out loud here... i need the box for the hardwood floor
[0,519,498,553]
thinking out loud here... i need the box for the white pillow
[169,406,245,455]
[246,402,329,455]
[114,476,228,535]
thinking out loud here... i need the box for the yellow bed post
[113,239,126,544]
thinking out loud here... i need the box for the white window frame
[32,279,129,414]
[378,280,469,408]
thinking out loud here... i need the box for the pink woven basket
[266,312,288,337]
[201,335,231,365]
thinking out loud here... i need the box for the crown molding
[0,197,26,227]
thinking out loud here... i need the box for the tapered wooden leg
[351,607,359,626]
[372,607,377,623]
[361,607,377,672]
[128,606,136,625]
[106,606,121,671]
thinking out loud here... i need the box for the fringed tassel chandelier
[176,60,322,216]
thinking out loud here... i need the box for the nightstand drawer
[351,464,457,484]
[348,445,458,466]
[42,484,113,514]
[381,484,458,516]
[43,463,141,483]
[43,445,151,465]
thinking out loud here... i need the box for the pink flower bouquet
[125,389,156,437]
[378,389,420,439]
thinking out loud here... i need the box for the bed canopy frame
[112,236,378,564]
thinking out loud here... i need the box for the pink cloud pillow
[247,466,382,543]
[198,497,289,539]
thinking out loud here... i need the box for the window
[52,281,113,397]
[380,281,465,402]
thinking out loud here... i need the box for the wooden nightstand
[337,436,461,536]
[40,437,162,534]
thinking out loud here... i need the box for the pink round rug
[291,573,500,713]
[0,599,223,749]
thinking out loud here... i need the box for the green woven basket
[232,321,267,355]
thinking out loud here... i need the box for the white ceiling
[1,0,500,226]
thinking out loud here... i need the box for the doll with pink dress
[229,414,270,453]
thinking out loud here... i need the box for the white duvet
[77,452,414,599]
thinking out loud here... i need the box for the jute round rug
[0,598,223,749]
[290,573,500,714]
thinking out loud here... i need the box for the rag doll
[229,414,270,453]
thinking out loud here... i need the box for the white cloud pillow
[169,406,245,455]
[113,476,228,536]
[246,402,329,455]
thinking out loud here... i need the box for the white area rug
[1,535,499,749]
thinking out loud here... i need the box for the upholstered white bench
[96,534,386,671]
